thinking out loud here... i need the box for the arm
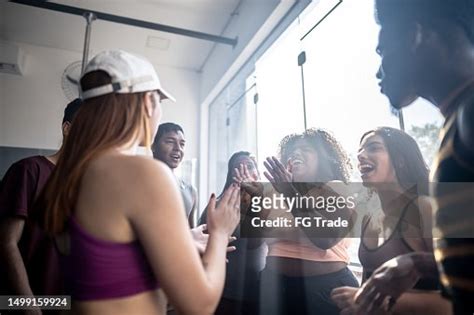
[416,196,434,252]
[400,196,434,253]
[410,252,439,278]
[245,184,353,248]
[263,157,355,249]
[129,161,240,315]
[0,217,34,295]
[0,160,42,314]
[390,291,451,315]
[290,183,355,249]
[0,217,43,315]
[332,285,451,315]
[354,252,439,314]
[187,186,198,228]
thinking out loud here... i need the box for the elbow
[177,303,216,315]
[195,297,218,315]
[175,292,219,315]
[0,238,18,251]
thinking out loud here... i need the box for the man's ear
[411,22,437,52]
[62,121,71,137]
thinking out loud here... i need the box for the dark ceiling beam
[9,0,238,47]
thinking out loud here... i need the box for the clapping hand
[354,254,420,314]
[234,163,262,197]
[263,156,296,196]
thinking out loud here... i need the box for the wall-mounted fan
[61,61,82,101]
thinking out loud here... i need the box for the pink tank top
[66,217,159,300]
[268,238,351,263]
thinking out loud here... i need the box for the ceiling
[0,0,279,71]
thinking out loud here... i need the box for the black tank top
[359,197,439,291]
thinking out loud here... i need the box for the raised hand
[234,163,262,197]
[191,224,237,256]
[190,224,209,254]
[263,156,295,195]
[332,285,396,315]
[206,184,241,237]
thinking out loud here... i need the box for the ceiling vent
[0,41,27,75]
[146,36,170,51]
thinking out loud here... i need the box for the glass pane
[255,19,304,166]
[207,76,258,196]
[301,0,399,181]
[403,99,443,167]
[208,94,228,195]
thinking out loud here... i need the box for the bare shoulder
[87,153,172,183]
[414,196,434,230]
[80,153,177,208]
[415,196,433,214]
[83,153,180,216]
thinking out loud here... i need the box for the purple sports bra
[66,217,159,300]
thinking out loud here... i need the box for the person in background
[332,127,451,315]
[152,122,218,257]
[0,98,82,314]
[355,1,474,314]
[200,151,267,315]
[35,49,240,315]
[152,123,197,225]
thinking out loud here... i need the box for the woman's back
[75,153,158,243]
[70,152,171,315]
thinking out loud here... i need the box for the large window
[254,18,304,164]
[208,75,258,196]
[206,0,443,276]
[255,0,443,174]
[251,0,443,271]
[403,99,443,167]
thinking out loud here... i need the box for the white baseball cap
[80,50,175,102]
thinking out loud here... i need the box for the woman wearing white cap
[36,50,241,315]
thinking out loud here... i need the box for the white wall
[148,60,201,161]
[0,42,78,150]
[0,41,200,159]
[199,0,280,102]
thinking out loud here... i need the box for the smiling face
[358,133,398,185]
[286,138,319,182]
[153,130,185,169]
